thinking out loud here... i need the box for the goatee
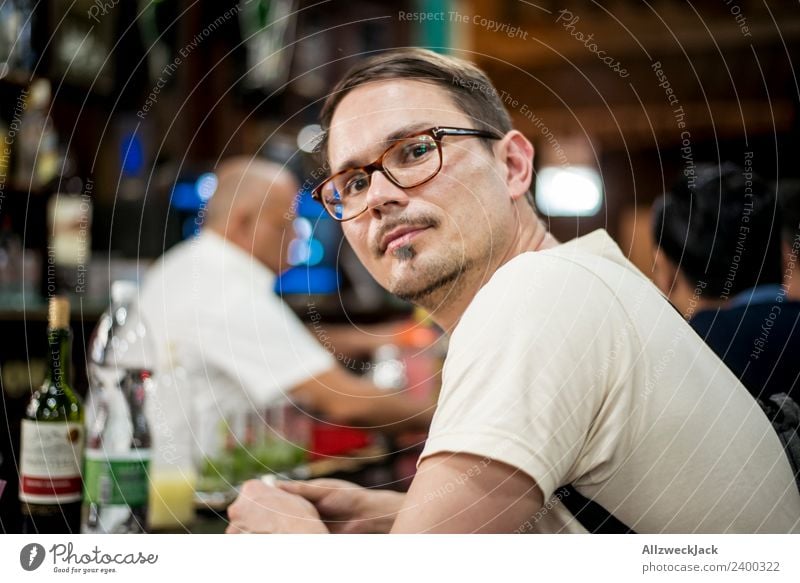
[393,250,472,305]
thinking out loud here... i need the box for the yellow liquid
[148,470,197,531]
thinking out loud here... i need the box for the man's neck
[425,213,558,333]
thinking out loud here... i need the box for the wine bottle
[19,296,84,533]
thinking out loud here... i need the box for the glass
[197,401,309,495]
[312,126,502,221]
[146,346,197,530]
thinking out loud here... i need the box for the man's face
[327,80,514,307]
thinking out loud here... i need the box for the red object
[309,423,372,459]
[20,475,81,497]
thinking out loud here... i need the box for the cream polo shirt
[420,230,800,533]
[139,230,334,457]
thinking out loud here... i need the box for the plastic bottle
[82,281,153,533]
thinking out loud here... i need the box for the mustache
[371,214,440,256]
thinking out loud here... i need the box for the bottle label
[19,420,84,503]
[83,449,150,507]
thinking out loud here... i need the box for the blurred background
[1,1,798,312]
[1,0,799,530]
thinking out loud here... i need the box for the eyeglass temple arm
[431,127,502,139]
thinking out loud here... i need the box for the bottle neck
[46,327,72,390]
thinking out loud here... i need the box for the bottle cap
[48,296,70,329]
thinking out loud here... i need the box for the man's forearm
[293,368,434,432]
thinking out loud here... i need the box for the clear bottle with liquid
[146,341,197,531]
[82,281,153,533]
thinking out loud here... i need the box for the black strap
[758,393,800,493]
[557,485,636,534]
[557,394,800,532]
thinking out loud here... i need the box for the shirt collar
[728,284,784,308]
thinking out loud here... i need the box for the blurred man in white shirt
[139,157,432,458]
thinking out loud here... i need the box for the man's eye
[401,141,435,163]
[343,175,370,196]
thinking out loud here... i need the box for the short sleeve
[197,288,335,406]
[419,253,633,500]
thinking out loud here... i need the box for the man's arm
[390,453,543,533]
[307,321,403,360]
[225,456,540,534]
[290,367,434,432]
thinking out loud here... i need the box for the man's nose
[364,170,410,217]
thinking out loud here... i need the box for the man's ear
[497,130,534,203]
[222,205,253,244]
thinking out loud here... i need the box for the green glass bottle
[19,296,84,533]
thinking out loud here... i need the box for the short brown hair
[319,49,511,148]
[317,48,534,206]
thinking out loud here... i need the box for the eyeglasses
[311,126,502,221]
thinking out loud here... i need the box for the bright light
[288,217,324,266]
[288,239,324,266]
[297,124,322,154]
[535,166,603,217]
[293,217,312,240]
[196,173,218,202]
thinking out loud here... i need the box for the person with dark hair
[226,49,799,534]
[652,162,782,316]
[652,163,800,403]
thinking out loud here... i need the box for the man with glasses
[226,49,800,533]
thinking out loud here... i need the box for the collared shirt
[728,284,785,309]
[139,230,334,458]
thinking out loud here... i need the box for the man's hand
[278,479,405,534]
[226,480,329,534]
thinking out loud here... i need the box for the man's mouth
[380,225,432,255]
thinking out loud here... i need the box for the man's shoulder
[139,239,207,311]
[142,234,222,286]
[455,237,658,349]
[480,243,639,305]
[457,250,631,340]
[143,238,195,275]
